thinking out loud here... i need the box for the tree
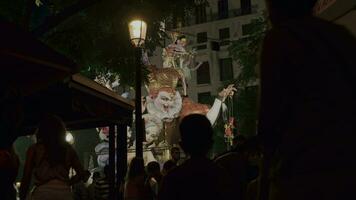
[227,17,268,138]
[0,0,202,86]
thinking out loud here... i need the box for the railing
[208,5,259,23]
[181,5,260,27]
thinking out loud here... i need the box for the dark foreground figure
[158,114,232,200]
[19,115,88,200]
[259,0,356,200]
[0,86,22,200]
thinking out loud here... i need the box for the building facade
[149,0,266,103]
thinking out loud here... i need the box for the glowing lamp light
[128,19,147,47]
[66,132,74,144]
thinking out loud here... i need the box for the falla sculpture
[143,33,237,148]
[95,33,237,164]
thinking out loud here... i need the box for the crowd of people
[1,0,356,199]
[0,110,259,200]
[121,114,262,200]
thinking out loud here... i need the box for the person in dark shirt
[169,147,182,166]
[146,161,163,199]
[259,0,356,199]
[158,114,232,200]
[162,160,176,176]
[215,137,261,200]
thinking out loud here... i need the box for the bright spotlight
[66,132,74,144]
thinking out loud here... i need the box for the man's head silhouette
[179,114,213,157]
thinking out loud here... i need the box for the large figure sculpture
[144,66,236,146]
[93,34,236,162]
[140,34,236,147]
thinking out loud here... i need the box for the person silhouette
[158,114,232,200]
[0,86,22,200]
[19,115,88,200]
[259,0,356,200]
[124,157,153,200]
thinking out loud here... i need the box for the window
[198,92,212,104]
[196,61,211,84]
[219,58,234,81]
[219,28,230,40]
[218,0,229,19]
[211,41,220,51]
[195,4,207,24]
[219,28,230,46]
[242,23,254,36]
[241,0,252,15]
[197,32,207,43]
[196,32,208,50]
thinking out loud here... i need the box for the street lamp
[128,20,147,47]
[128,19,147,158]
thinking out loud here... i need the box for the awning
[0,19,79,96]
[22,74,134,134]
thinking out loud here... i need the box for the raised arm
[207,84,237,125]
[206,99,222,125]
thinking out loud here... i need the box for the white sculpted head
[146,89,182,122]
[146,67,183,122]
[143,114,163,144]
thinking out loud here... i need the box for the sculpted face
[155,91,175,112]
[147,90,182,122]
[143,114,162,144]
[146,126,159,144]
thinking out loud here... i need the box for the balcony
[167,5,261,31]
[209,5,259,22]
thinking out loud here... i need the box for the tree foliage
[227,17,268,137]
[0,0,201,86]
[229,17,267,87]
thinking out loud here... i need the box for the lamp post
[128,19,147,158]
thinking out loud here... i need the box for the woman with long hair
[19,115,88,200]
[124,157,153,200]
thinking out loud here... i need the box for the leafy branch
[229,17,267,87]
[226,17,268,137]
[0,0,205,87]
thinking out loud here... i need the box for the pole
[117,123,127,200]
[109,124,116,200]
[135,47,143,158]
[259,148,272,200]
